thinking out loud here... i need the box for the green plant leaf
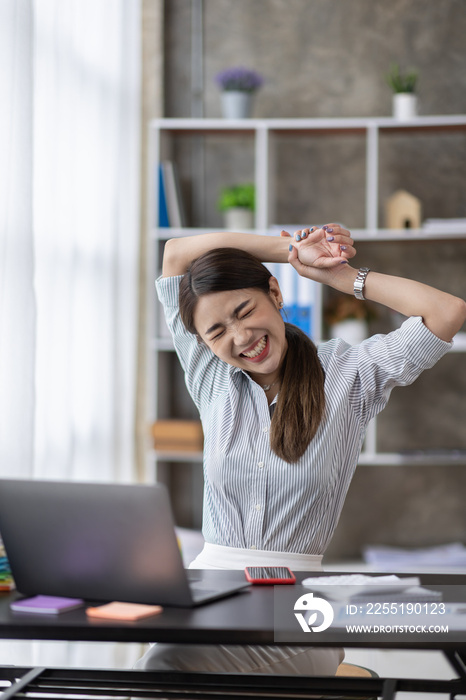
[386,62,418,93]
[218,183,255,211]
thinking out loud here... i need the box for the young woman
[136,224,466,675]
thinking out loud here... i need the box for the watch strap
[354,267,370,300]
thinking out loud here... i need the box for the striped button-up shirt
[157,275,452,555]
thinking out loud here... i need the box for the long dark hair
[179,248,325,463]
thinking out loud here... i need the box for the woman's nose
[233,323,252,346]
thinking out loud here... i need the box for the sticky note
[86,601,163,620]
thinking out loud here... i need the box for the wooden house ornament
[385,189,422,229]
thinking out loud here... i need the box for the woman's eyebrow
[205,299,251,336]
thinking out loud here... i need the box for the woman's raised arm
[288,225,466,343]
[162,227,355,277]
[353,268,466,343]
[162,232,294,277]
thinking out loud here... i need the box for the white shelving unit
[146,116,466,485]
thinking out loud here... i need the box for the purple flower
[215,66,264,93]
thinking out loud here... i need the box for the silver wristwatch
[353,267,370,300]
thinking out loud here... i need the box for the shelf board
[152,227,259,239]
[149,449,466,467]
[352,228,466,242]
[451,333,466,352]
[151,449,203,463]
[150,337,176,351]
[151,227,466,242]
[358,451,466,466]
[150,115,466,133]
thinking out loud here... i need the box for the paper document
[363,542,466,569]
[301,574,440,601]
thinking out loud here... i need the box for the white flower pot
[224,207,254,230]
[330,319,368,345]
[393,93,418,120]
[221,91,253,119]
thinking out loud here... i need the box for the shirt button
[250,545,257,550]
[262,426,268,433]
[255,504,261,511]
[258,461,264,469]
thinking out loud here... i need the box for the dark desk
[1,570,466,699]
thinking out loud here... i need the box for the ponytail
[270,324,325,463]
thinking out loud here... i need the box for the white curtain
[0,0,143,668]
[32,0,141,483]
[0,0,35,480]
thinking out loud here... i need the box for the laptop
[0,479,249,607]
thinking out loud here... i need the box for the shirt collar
[230,365,279,404]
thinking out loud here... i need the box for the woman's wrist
[302,263,359,293]
[328,264,360,295]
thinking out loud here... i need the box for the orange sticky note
[86,601,163,620]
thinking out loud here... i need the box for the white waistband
[188,542,323,571]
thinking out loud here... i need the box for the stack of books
[266,257,316,338]
[0,540,15,591]
[152,420,204,453]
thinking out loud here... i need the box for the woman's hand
[283,224,356,282]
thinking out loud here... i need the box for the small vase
[224,207,254,229]
[221,91,253,119]
[393,93,417,120]
[330,319,368,345]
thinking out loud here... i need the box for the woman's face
[193,277,287,385]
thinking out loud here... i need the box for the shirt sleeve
[155,275,230,415]
[319,316,453,427]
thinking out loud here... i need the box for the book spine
[158,165,170,227]
[162,161,185,228]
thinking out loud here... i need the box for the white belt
[188,542,323,571]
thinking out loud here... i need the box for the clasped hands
[281,224,356,282]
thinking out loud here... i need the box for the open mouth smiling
[240,335,268,360]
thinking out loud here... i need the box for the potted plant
[324,294,377,345]
[215,66,263,119]
[386,63,419,120]
[218,183,255,229]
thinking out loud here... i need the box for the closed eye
[240,307,254,319]
[206,302,254,341]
